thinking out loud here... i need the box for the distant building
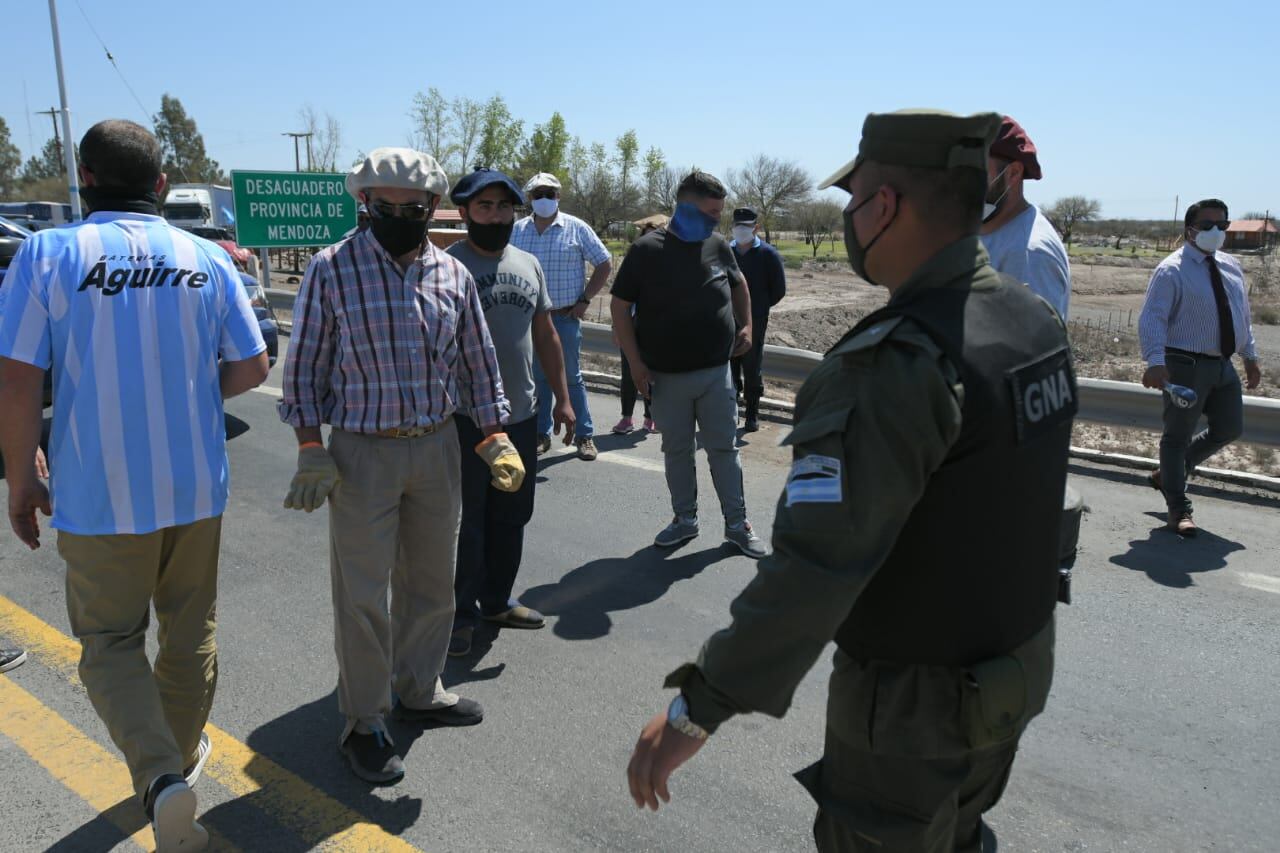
[1225,219,1279,251]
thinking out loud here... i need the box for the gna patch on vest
[77,262,209,297]
[1006,346,1078,443]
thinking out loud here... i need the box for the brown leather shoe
[1168,512,1197,536]
[1148,470,1163,492]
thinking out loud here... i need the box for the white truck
[162,183,236,232]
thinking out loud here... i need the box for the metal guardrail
[264,289,1280,448]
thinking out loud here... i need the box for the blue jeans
[533,313,592,440]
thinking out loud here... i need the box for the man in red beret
[980,116,1071,319]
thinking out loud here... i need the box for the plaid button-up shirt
[510,211,610,308]
[279,229,509,433]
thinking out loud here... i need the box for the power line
[73,0,154,128]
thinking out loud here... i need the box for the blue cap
[450,167,526,206]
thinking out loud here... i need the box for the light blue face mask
[668,201,719,242]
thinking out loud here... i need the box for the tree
[474,95,524,175]
[573,142,618,234]
[153,94,224,183]
[19,137,65,184]
[793,199,844,257]
[641,146,667,213]
[726,154,811,242]
[515,112,570,186]
[450,96,484,175]
[298,104,343,172]
[614,129,640,219]
[1046,196,1101,246]
[409,87,453,168]
[651,165,684,214]
[0,118,22,199]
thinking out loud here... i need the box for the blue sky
[5,0,1278,219]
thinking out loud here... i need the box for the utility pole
[47,0,82,219]
[282,132,313,172]
[35,107,63,170]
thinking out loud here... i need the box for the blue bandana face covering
[668,201,719,242]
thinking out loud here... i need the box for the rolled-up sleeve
[216,258,266,362]
[455,269,509,430]
[278,255,335,427]
[579,220,611,267]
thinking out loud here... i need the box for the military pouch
[962,655,1027,750]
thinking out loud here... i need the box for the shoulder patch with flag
[785,454,843,506]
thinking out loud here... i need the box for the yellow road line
[0,594,422,852]
[0,676,154,851]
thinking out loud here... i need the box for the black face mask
[369,213,430,257]
[467,220,514,252]
[80,185,160,216]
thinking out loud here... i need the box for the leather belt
[371,417,450,438]
[1166,347,1221,361]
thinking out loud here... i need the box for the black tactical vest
[834,265,1076,666]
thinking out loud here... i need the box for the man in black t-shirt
[611,171,766,559]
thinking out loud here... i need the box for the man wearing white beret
[279,147,519,783]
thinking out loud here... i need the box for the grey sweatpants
[649,363,747,527]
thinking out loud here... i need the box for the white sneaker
[148,776,208,852]
[183,731,212,788]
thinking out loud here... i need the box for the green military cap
[818,109,1002,190]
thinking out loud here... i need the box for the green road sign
[230,170,355,248]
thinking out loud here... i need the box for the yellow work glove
[283,444,341,512]
[475,432,525,493]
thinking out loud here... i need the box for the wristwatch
[666,694,709,741]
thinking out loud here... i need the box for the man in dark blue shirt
[729,208,787,431]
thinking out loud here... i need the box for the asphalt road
[2,341,1278,852]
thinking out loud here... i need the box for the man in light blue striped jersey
[0,119,269,852]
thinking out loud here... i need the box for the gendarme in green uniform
[663,111,1077,852]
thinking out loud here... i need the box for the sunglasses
[529,189,558,200]
[1192,219,1229,232]
[369,200,431,221]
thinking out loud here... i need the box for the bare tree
[409,87,453,167]
[725,154,811,242]
[298,105,343,172]
[451,96,484,175]
[573,142,618,234]
[651,165,684,214]
[1046,196,1101,246]
[793,199,844,257]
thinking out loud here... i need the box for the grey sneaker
[654,516,699,548]
[0,648,27,673]
[183,731,212,789]
[536,435,552,456]
[725,521,766,559]
[576,437,598,461]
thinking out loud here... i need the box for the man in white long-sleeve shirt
[1138,198,1262,535]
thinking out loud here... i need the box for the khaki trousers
[58,516,222,802]
[327,425,462,740]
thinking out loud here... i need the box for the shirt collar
[85,210,164,223]
[1180,242,1213,265]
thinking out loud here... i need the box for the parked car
[239,272,279,367]
[0,215,33,285]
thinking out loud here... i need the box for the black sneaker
[0,648,27,673]
[448,626,474,657]
[145,774,208,851]
[536,435,552,456]
[340,730,405,784]
[393,696,484,727]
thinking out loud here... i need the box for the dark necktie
[1205,255,1236,358]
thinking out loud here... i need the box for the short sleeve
[610,243,646,302]
[0,238,53,369]
[533,257,552,313]
[215,257,267,361]
[578,220,611,266]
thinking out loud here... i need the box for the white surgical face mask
[982,164,1012,223]
[531,197,558,218]
[1193,226,1226,253]
[732,225,755,244]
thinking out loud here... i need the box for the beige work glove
[283,445,341,512]
[475,433,525,493]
